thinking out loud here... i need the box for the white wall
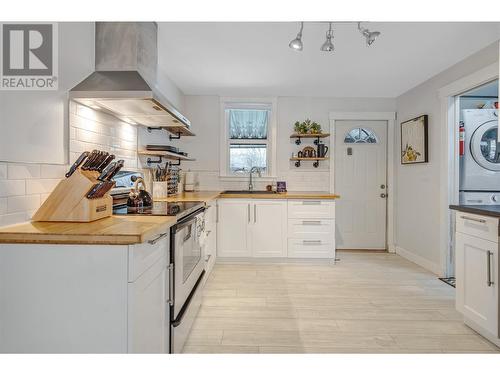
[180,95,396,191]
[394,41,499,274]
[0,22,95,164]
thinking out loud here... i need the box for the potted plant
[309,121,322,134]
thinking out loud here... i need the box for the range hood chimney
[70,22,192,136]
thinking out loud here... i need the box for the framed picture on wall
[401,115,428,164]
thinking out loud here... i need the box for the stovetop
[113,201,205,219]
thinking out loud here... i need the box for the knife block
[32,169,113,222]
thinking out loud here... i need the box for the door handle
[148,232,168,245]
[248,203,251,223]
[254,204,257,223]
[487,251,494,287]
[167,263,174,306]
[380,193,387,198]
[460,215,486,224]
[216,204,219,223]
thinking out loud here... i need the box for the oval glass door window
[344,128,378,143]
[470,120,500,171]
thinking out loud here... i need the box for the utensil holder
[32,169,113,222]
[152,181,169,199]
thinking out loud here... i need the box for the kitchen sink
[221,190,277,194]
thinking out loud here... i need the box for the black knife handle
[81,150,99,170]
[106,160,125,181]
[97,154,115,173]
[86,183,101,199]
[66,151,89,178]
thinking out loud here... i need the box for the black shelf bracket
[168,159,181,166]
[294,136,322,145]
[295,160,301,167]
[294,159,321,168]
[147,127,163,133]
[314,137,321,145]
[295,138,301,145]
[169,132,182,141]
[146,156,163,166]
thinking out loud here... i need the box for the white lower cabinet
[455,212,499,347]
[0,233,171,353]
[217,198,335,259]
[250,200,287,257]
[203,200,217,277]
[217,199,287,258]
[216,199,251,257]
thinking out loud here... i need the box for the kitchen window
[220,99,277,177]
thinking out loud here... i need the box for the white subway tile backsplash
[7,163,41,179]
[0,180,26,197]
[0,198,7,214]
[0,163,6,179]
[40,164,67,179]
[7,195,41,214]
[26,179,61,195]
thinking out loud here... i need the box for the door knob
[380,184,386,189]
[380,193,387,198]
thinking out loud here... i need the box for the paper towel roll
[185,171,196,185]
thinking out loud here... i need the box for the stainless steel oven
[170,207,206,353]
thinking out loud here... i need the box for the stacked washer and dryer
[459,109,500,204]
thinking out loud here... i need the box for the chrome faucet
[248,166,262,191]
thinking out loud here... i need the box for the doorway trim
[329,111,397,253]
[438,62,499,277]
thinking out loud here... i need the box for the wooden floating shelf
[146,126,195,138]
[138,150,195,166]
[290,157,329,161]
[290,133,330,145]
[290,133,330,139]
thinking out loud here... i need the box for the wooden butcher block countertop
[0,215,176,245]
[156,191,339,201]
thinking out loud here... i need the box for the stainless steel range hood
[69,22,193,136]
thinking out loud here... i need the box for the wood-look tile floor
[183,251,500,354]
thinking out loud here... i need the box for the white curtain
[229,109,269,139]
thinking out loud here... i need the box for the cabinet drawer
[288,200,335,219]
[456,213,498,243]
[288,219,334,238]
[128,233,169,282]
[287,237,334,258]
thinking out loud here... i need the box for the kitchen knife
[96,154,115,173]
[86,181,116,199]
[81,150,99,170]
[65,151,89,178]
[97,161,117,181]
[104,159,125,181]
[92,151,109,171]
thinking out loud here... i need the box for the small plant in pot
[309,121,322,134]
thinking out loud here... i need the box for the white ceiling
[158,22,500,98]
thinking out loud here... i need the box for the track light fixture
[288,22,381,52]
[358,22,381,46]
[320,22,334,52]
[288,22,304,51]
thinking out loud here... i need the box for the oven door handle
[171,270,205,327]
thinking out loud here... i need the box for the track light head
[289,22,304,51]
[320,22,334,52]
[358,22,381,46]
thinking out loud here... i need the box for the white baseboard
[395,246,442,275]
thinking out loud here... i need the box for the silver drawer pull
[148,232,169,245]
[303,240,322,244]
[302,220,321,225]
[206,230,212,236]
[205,254,212,262]
[302,201,321,205]
[487,251,494,287]
[460,215,486,224]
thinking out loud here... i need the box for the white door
[334,120,387,249]
[250,200,287,257]
[456,232,498,337]
[128,258,167,353]
[217,200,251,257]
